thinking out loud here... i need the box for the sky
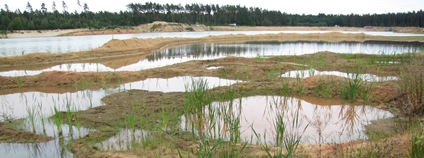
[4,0,424,15]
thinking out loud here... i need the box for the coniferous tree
[0,2,422,31]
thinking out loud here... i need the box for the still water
[1,31,423,56]
[95,129,150,151]
[0,76,240,120]
[281,69,398,82]
[0,76,240,158]
[181,96,393,144]
[1,41,422,77]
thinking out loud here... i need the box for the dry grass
[399,58,424,116]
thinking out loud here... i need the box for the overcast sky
[4,0,424,15]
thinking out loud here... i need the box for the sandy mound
[135,21,211,32]
[95,37,175,52]
[99,38,154,50]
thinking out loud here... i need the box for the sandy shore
[3,29,87,38]
[2,22,423,39]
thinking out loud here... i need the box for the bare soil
[0,122,53,143]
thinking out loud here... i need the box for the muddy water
[181,96,393,144]
[2,41,422,77]
[0,76,240,158]
[281,69,398,82]
[2,31,422,56]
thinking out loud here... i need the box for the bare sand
[3,21,423,38]
[4,29,86,38]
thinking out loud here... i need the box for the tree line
[1,1,423,32]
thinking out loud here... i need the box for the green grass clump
[341,70,364,103]
[150,24,162,31]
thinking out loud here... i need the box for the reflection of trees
[145,42,423,62]
[146,43,251,61]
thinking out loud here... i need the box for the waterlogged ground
[281,69,398,82]
[0,76,240,158]
[180,96,393,144]
[0,33,422,157]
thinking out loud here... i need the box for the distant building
[229,23,237,26]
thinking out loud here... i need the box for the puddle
[94,129,150,151]
[2,41,422,77]
[118,76,241,93]
[18,118,95,138]
[0,140,72,158]
[181,96,393,144]
[0,120,94,158]
[375,61,400,64]
[281,69,398,82]
[0,76,240,121]
[0,76,239,157]
[206,66,224,70]
[0,56,221,77]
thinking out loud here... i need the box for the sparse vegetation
[185,27,194,31]
[150,23,162,31]
[399,57,424,116]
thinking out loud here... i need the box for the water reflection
[0,120,93,158]
[281,69,398,82]
[0,141,72,158]
[0,76,239,157]
[181,96,393,144]
[148,42,422,61]
[0,76,240,121]
[0,31,298,56]
[2,42,421,77]
[2,31,423,56]
[206,66,224,70]
[95,129,150,151]
[0,54,219,76]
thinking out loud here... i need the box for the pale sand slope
[3,24,423,38]
[4,29,86,38]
